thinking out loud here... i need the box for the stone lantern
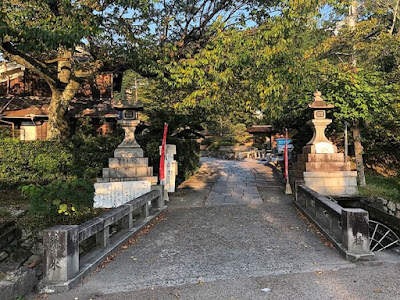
[93,97,158,208]
[290,91,358,196]
[113,99,144,158]
[304,91,337,154]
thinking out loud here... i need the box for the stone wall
[364,197,400,218]
[0,224,42,299]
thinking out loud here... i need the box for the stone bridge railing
[41,186,166,293]
[236,150,266,160]
[295,184,374,261]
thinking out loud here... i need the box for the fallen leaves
[95,213,166,272]
[296,208,334,248]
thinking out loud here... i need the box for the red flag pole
[159,123,168,185]
[284,128,292,194]
[284,129,288,180]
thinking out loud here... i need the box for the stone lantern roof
[113,100,143,111]
[308,91,334,109]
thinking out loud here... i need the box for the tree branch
[1,42,58,90]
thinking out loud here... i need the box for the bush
[0,134,123,187]
[208,141,221,151]
[20,179,101,230]
[0,139,75,187]
[219,141,235,147]
[201,137,215,146]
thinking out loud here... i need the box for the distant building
[0,60,118,140]
[246,125,275,149]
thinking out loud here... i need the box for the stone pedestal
[291,91,358,197]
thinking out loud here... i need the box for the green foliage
[208,142,221,151]
[19,179,101,230]
[359,172,400,203]
[201,138,215,146]
[20,179,94,215]
[137,134,200,186]
[0,139,75,187]
[0,134,122,187]
[0,127,14,139]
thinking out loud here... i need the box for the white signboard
[94,181,151,208]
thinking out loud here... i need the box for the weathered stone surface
[0,251,8,262]
[43,225,79,282]
[108,157,149,168]
[378,197,388,205]
[94,181,151,208]
[387,201,396,212]
[341,209,370,255]
[13,267,37,298]
[0,280,13,300]
[114,148,144,158]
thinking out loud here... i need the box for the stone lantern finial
[309,91,334,109]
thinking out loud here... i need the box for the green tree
[0,0,152,139]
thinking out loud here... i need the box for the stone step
[303,171,358,188]
[103,166,153,178]
[305,161,351,172]
[97,176,158,184]
[306,185,358,196]
[114,148,144,158]
[108,157,149,168]
[297,153,346,163]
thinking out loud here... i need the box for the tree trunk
[353,121,366,187]
[47,80,80,140]
[47,90,70,139]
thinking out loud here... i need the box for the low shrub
[201,138,215,146]
[219,141,235,147]
[208,141,221,151]
[20,179,102,230]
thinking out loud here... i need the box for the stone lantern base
[291,152,358,196]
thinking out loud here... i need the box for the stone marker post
[43,225,79,282]
[341,208,370,255]
[159,144,178,193]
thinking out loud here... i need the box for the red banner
[284,128,288,180]
[159,123,168,183]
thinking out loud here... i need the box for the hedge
[0,135,122,187]
[0,133,199,188]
